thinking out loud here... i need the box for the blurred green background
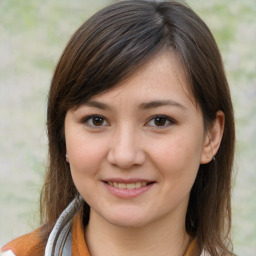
[0,0,255,255]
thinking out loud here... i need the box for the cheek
[150,133,203,178]
[67,135,109,201]
[66,133,108,176]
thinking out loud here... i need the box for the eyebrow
[139,100,187,111]
[82,101,111,110]
[82,99,187,111]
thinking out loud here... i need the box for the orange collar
[71,211,90,256]
[184,238,200,256]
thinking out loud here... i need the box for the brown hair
[40,1,235,255]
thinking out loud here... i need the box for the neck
[85,210,190,256]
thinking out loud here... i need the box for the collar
[71,208,200,256]
[45,197,201,256]
[44,197,82,256]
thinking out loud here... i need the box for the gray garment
[44,197,82,256]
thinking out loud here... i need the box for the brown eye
[92,117,104,126]
[147,115,174,128]
[154,117,168,126]
[83,115,108,127]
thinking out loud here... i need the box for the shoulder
[1,227,45,256]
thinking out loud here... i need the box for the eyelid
[80,114,176,128]
[81,114,109,127]
[146,115,176,128]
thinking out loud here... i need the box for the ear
[66,152,69,163]
[200,111,225,164]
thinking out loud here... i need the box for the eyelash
[81,114,176,128]
[147,115,176,128]
[82,115,109,128]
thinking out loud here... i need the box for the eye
[82,115,109,127]
[147,115,175,128]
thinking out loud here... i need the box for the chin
[108,216,149,229]
[100,208,151,229]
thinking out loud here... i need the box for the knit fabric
[1,227,45,256]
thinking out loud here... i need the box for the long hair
[40,1,235,255]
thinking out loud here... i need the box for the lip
[102,179,156,199]
[104,178,154,183]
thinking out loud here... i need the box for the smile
[106,181,148,189]
[103,180,155,199]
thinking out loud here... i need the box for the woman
[1,1,235,255]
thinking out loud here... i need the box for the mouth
[102,179,156,198]
[105,181,154,190]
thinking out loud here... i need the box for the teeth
[127,183,136,189]
[135,182,141,188]
[118,183,126,189]
[107,182,149,189]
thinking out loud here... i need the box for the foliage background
[0,0,255,255]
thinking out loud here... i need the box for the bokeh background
[0,0,255,255]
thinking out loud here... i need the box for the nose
[107,126,146,169]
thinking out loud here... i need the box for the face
[65,52,209,229]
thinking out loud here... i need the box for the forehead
[91,51,196,109]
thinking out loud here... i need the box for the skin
[65,51,224,256]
